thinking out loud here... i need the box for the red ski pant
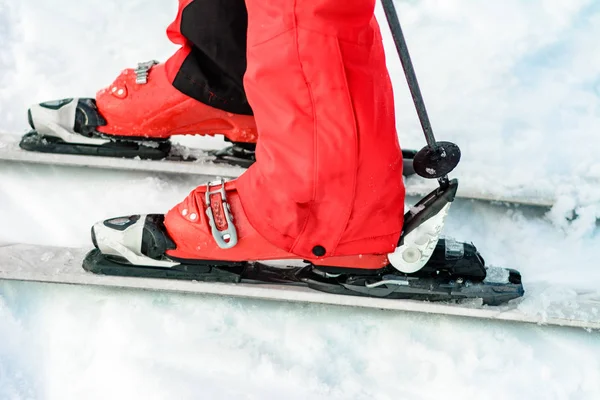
[168,0,406,258]
[165,0,252,115]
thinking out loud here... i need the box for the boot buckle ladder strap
[205,179,238,249]
[135,60,159,84]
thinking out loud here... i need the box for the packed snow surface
[1,0,600,398]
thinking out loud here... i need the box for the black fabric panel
[172,0,253,115]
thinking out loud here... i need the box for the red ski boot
[20,59,417,172]
[21,61,257,162]
[89,178,389,271]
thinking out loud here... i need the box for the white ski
[1,243,598,330]
[0,133,245,179]
[0,133,558,207]
[404,176,554,208]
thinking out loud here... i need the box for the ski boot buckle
[205,179,238,249]
[135,60,159,84]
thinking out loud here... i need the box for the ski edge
[0,264,597,331]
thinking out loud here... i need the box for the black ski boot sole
[83,249,311,285]
[83,249,245,282]
[20,131,172,160]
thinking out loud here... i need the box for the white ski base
[0,243,598,330]
[0,133,557,207]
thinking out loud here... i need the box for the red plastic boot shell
[95,63,257,142]
[163,180,389,270]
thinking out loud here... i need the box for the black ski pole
[380,0,460,182]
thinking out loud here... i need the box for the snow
[2,280,600,400]
[1,0,600,399]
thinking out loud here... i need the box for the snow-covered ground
[2,278,600,400]
[1,0,599,399]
